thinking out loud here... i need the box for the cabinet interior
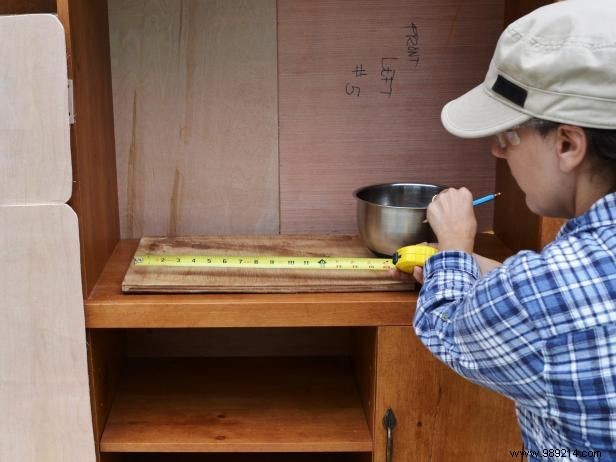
[92,327,377,457]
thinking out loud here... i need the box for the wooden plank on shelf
[278,0,504,235]
[121,235,413,293]
[108,0,279,238]
[86,239,415,327]
[100,357,373,453]
[85,234,510,328]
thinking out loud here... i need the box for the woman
[406,1,616,460]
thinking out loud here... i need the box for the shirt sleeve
[414,250,545,405]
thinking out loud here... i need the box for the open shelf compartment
[100,356,372,453]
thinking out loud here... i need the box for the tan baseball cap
[441,0,616,138]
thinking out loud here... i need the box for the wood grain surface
[0,14,71,205]
[0,14,95,461]
[57,0,121,297]
[88,239,416,327]
[122,235,414,293]
[108,0,279,238]
[278,0,504,234]
[374,326,521,461]
[1,206,96,461]
[100,357,372,453]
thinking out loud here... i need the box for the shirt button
[440,313,448,321]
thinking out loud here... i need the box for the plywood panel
[109,0,279,238]
[374,326,521,461]
[122,235,413,293]
[279,0,504,234]
[0,206,96,461]
[0,15,71,205]
[0,15,95,460]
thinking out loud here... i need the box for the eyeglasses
[493,118,557,149]
[495,129,521,148]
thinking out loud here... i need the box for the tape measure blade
[133,254,393,271]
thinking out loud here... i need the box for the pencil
[422,192,501,223]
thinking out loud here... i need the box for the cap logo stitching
[492,75,528,108]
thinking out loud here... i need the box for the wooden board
[0,15,95,461]
[0,206,96,461]
[0,14,71,205]
[122,235,413,293]
[108,0,279,238]
[278,0,504,234]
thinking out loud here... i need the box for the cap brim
[441,84,531,138]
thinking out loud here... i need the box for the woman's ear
[555,125,587,173]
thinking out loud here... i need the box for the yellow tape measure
[133,244,438,273]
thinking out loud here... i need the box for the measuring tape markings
[132,245,439,272]
[133,254,394,271]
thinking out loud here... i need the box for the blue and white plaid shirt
[415,192,616,462]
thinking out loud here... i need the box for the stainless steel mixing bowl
[354,183,446,256]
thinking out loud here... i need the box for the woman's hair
[530,119,616,190]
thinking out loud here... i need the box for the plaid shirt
[415,192,616,462]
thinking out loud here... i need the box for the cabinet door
[0,14,96,462]
[374,326,522,461]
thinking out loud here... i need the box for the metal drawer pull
[383,408,397,462]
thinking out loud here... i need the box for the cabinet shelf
[100,357,372,453]
[85,235,512,329]
[85,239,416,328]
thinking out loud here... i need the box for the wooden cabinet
[3,0,557,461]
[86,237,521,462]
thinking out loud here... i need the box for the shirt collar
[557,192,616,239]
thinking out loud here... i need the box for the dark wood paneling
[126,327,352,358]
[494,159,542,251]
[504,0,553,24]
[0,0,56,14]
[540,216,566,248]
[494,0,555,251]
[57,0,120,297]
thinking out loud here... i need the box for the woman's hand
[388,266,425,284]
[388,242,435,284]
[427,187,477,253]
